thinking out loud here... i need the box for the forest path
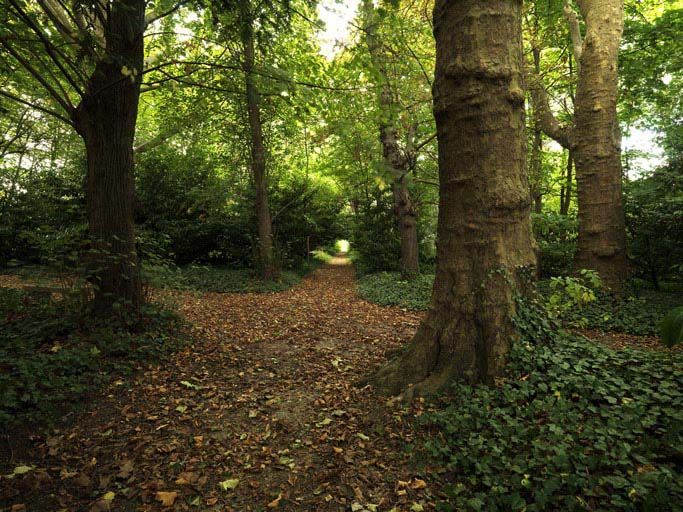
[6,259,440,511]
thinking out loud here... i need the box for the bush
[422,301,683,511]
[545,270,602,328]
[532,212,577,277]
[660,306,683,348]
[625,167,683,289]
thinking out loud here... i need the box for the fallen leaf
[267,493,282,508]
[156,491,178,506]
[219,478,240,491]
[117,460,134,479]
[411,478,427,490]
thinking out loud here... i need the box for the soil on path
[1,260,439,511]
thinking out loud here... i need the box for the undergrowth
[142,263,314,293]
[356,272,433,310]
[420,298,683,511]
[0,287,185,428]
[357,272,683,336]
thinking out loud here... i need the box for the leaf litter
[0,261,438,511]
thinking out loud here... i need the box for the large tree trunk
[241,12,275,280]
[73,0,145,314]
[363,0,420,278]
[529,0,628,289]
[571,0,628,288]
[370,0,535,396]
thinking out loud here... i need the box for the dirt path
[2,260,440,511]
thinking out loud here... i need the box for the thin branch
[0,38,74,114]
[0,89,73,125]
[563,1,583,73]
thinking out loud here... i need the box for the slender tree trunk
[363,0,420,278]
[370,0,535,396]
[530,45,544,214]
[73,0,144,314]
[560,151,573,215]
[571,0,628,288]
[241,11,275,280]
[392,175,420,277]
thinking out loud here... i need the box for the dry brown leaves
[1,262,439,511]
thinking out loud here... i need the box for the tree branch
[0,89,73,126]
[527,73,572,149]
[563,1,583,73]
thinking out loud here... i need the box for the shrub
[660,306,683,348]
[532,211,577,277]
[546,270,602,328]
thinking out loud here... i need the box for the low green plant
[311,249,334,263]
[0,287,184,428]
[546,270,602,327]
[356,272,433,310]
[421,297,683,511]
[660,306,683,348]
[143,263,305,293]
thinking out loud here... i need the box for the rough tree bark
[571,0,628,285]
[369,0,535,396]
[72,0,145,313]
[529,0,628,289]
[240,5,276,280]
[362,0,420,278]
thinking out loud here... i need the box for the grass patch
[421,306,683,511]
[0,287,185,428]
[357,272,433,310]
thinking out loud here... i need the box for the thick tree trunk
[572,0,629,289]
[73,0,145,314]
[370,0,535,396]
[241,13,275,280]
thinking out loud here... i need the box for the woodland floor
[1,257,439,512]
[1,258,674,511]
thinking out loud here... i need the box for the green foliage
[553,285,683,336]
[0,287,184,428]
[356,272,433,310]
[625,167,683,289]
[532,211,577,277]
[546,270,602,328]
[660,306,683,348]
[422,308,683,511]
[144,263,305,293]
[311,248,334,263]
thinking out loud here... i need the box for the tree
[0,0,186,313]
[530,0,629,289]
[360,0,427,278]
[370,0,535,395]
